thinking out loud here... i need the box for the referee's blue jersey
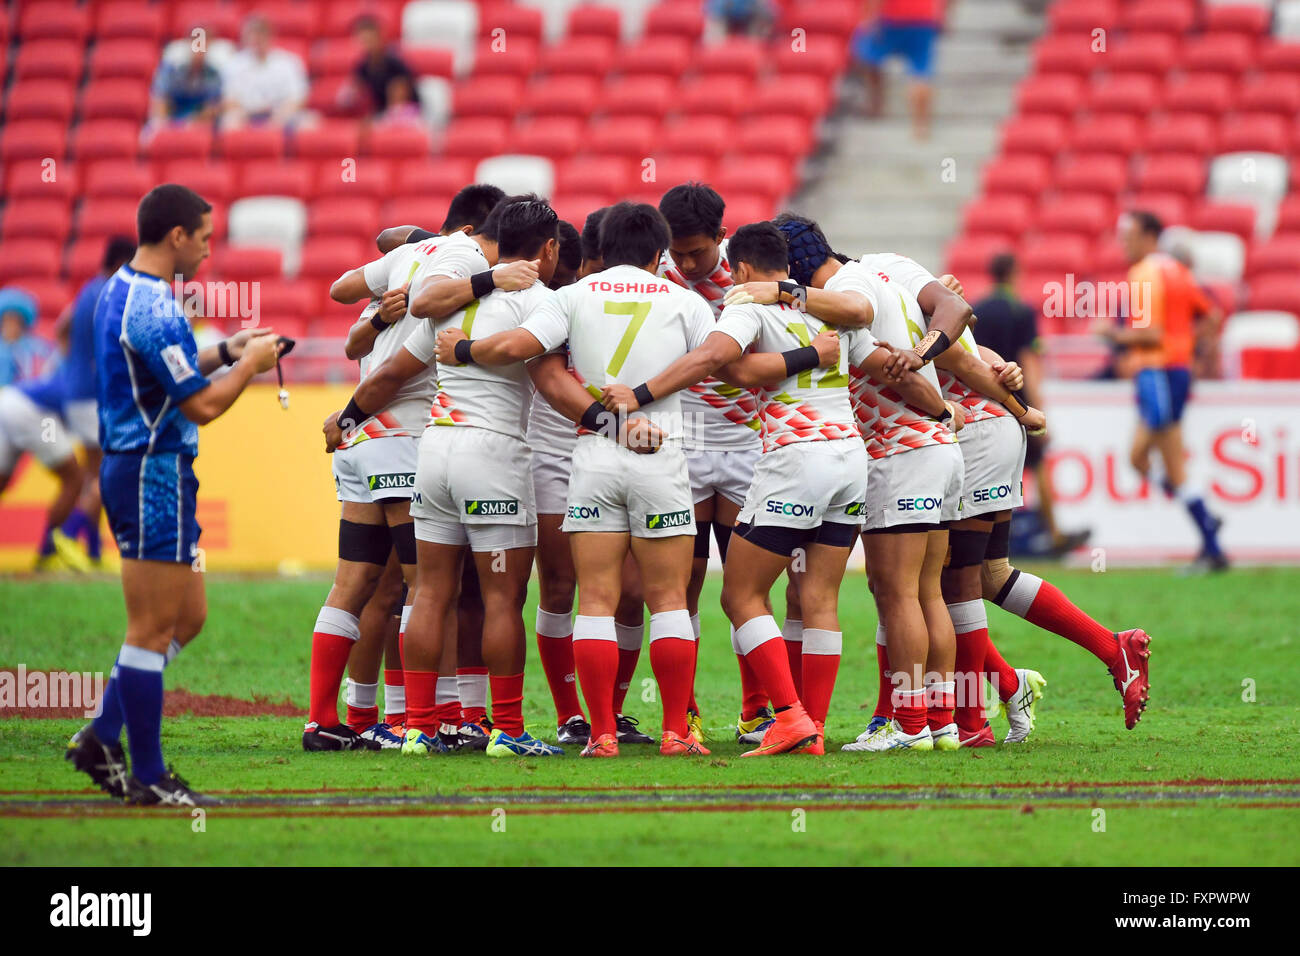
[95,265,211,562]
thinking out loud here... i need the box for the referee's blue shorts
[1135,366,1191,431]
[853,21,939,78]
[101,451,202,563]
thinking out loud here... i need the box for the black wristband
[405,228,437,244]
[338,396,370,432]
[937,406,952,424]
[454,338,475,365]
[632,383,654,407]
[782,345,821,378]
[370,313,389,331]
[777,280,807,310]
[470,270,495,299]
[218,339,234,366]
[580,401,609,434]
[914,329,951,363]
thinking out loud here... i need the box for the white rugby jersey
[337,234,464,449]
[525,348,584,458]
[658,239,761,451]
[828,260,955,459]
[856,251,942,302]
[403,274,551,442]
[521,264,715,444]
[937,326,1011,425]
[713,299,870,453]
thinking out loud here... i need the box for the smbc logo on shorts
[465,499,519,516]
[646,510,692,529]
[368,473,414,491]
[844,502,865,516]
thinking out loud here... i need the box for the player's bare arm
[343,286,408,361]
[375,225,421,254]
[435,325,547,367]
[935,341,1044,430]
[528,353,664,454]
[195,327,277,376]
[409,260,539,320]
[714,329,842,387]
[180,333,281,425]
[727,283,874,329]
[976,344,1025,392]
[882,279,975,379]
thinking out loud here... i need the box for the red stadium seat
[1134,153,1206,196]
[677,75,750,119]
[296,237,369,280]
[1122,0,1198,34]
[1000,115,1069,155]
[1247,276,1300,313]
[309,197,381,240]
[477,3,544,44]
[80,78,151,122]
[14,41,83,83]
[1218,114,1289,155]
[235,160,315,200]
[1020,234,1090,275]
[1068,114,1142,155]
[981,154,1051,196]
[585,116,659,159]
[601,76,676,120]
[1204,4,1271,36]
[538,37,617,78]
[145,123,214,162]
[250,280,310,334]
[961,195,1033,240]
[1191,201,1256,241]
[366,120,430,160]
[1259,40,1300,74]
[217,126,286,161]
[944,236,1013,277]
[393,157,473,198]
[454,76,527,120]
[697,37,764,81]
[84,159,154,199]
[400,46,455,80]
[4,160,79,202]
[70,120,140,161]
[661,117,733,160]
[620,37,692,78]
[19,2,90,43]
[77,198,139,240]
[214,246,284,280]
[88,40,158,81]
[469,38,539,78]
[1179,33,1254,75]
[1247,236,1300,277]
[555,156,631,198]
[646,154,717,191]
[379,197,454,233]
[261,3,314,41]
[750,75,832,121]
[158,160,236,204]
[1088,73,1160,115]
[777,0,859,36]
[737,116,815,162]
[1,199,72,243]
[307,75,357,118]
[566,4,621,40]
[7,80,77,124]
[1272,195,1300,235]
[547,194,614,230]
[1163,74,1235,116]
[1047,0,1119,34]
[1016,75,1085,115]
[33,239,85,284]
[95,1,165,43]
[1057,154,1129,195]
[1109,34,1180,75]
[643,3,705,41]
[23,280,72,323]
[1144,113,1218,155]
[511,116,585,161]
[712,157,794,206]
[1239,76,1300,117]
[720,194,775,233]
[313,156,393,200]
[1127,192,1190,227]
[291,120,363,160]
[2,121,69,163]
[1090,236,1129,275]
[1031,34,1100,75]
[170,1,242,39]
[521,76,600,118]
[321,2,400,40]
[311,38,363,79]
[439,117,509,159]
[1034,195,1114,238]
[771,32,848,79]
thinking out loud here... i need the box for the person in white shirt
[221,15,308,127]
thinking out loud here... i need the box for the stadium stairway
[798,0,1049,266]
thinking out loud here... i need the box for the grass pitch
[2,566,1299,866]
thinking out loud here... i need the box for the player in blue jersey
[65,185,282,806]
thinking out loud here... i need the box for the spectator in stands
[0,288,52,387]
[221,14,309,127]
[149,41,223,124]
[852,0,945,140]
[349,14,420,117]
[972,253,1090,557]
[707,0,773,37]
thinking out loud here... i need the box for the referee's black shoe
[124,768,215,807]
[66,724,129,798]
[302,722,382,751]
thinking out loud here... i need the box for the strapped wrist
[454,338,475,365]
[913,329,951,363]
[218,339,235,366]
[470,270,495,299]
[782,345,821,378]
[632,383,654,408]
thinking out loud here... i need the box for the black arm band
[580,401,608,433]
[405,228,437,244]
[454,338,476,365]
[370,313,389,331]
[777,280,807,309]
[937,406,952,424]
[915,329,951,363]
[218,339,234,366]
[633,383,654,407]
[782,345,821,377]
[470,270,495,299]
[339,396,371,432]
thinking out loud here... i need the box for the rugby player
[66,184,281,804]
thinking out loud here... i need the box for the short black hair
[989,252,1016,284]
[494,194,559,259]
[581,206,609,263]
[137,184,212,245]
[1128,209,1164,238]
[726,221,788,274]
[102,235,136,272]
[658,182,725,239]
[599,201,671,269]
[442,183,507,234]
[556,220,582,271]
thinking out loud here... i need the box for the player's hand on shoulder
[494,259,540,292]
[322,411,343,453]
[812,329,840,369]
[939,273,964,297]
[1020,405,1047,436]
[378,285,408,324]
[945,400,966,433]
[993,360,1024,392]
[600,383,638,413]
[620,417,664,454]
[436,327,468,365]
[241,331,282,373]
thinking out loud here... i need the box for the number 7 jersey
[520,263,716,444]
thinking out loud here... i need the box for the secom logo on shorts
[765,500,814,517]
[897,496,942,512]
[844,501,865,516]
[647,510,692,529]
[369,473,414,491]
[972,484,1013,503]
[567,504,600,519]
[465,499,519,516]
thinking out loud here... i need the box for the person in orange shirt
[1099,211,1226,572]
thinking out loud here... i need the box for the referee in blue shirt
[66,184,282,806]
